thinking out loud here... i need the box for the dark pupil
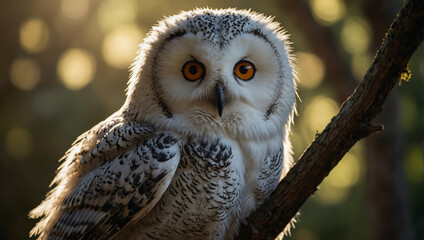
[189,65,198,75]
[239,64,249,74]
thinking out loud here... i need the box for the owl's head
[125,8,296,140]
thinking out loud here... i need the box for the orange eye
[182,60,205,81]
[234,60,255,81]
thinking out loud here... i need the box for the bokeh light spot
[97,0,137,32]
[405,145,423,182]
[316,181,349,205]
[341,17,371,54]
[19,18,50,54]
[326,153,360,188]
[351,53,372,81]
[316,153,361,205]
[310,0,346,25]
[10,57,40,91]
[304,96,339,134]
[102,25,142,69]
[5,127,33,160]
[61,0,89,19]
[58,48,96,90]
[296,52,325,89]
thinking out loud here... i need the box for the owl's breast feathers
[116,136,241,239]
[113,134,285,240]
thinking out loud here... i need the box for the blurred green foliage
[0,0,422,239]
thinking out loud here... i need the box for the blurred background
[0,0,422,239]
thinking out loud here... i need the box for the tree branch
[235,0,423,239]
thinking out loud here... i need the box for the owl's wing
[29,116,180,240]
[48,132,180,240]
[68,118,156,165]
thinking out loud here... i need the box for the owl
[29,8,296,240]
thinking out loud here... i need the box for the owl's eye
[182,60,205,81]
[234,60,255,81]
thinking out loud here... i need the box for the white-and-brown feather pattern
[49,132,180,240]
[31,118,180,240]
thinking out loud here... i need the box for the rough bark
[235,0,423,239]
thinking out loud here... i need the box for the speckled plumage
[30,8,296,240]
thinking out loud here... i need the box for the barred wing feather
[48,133,180,240]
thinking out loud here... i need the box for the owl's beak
[216,83,225,117]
